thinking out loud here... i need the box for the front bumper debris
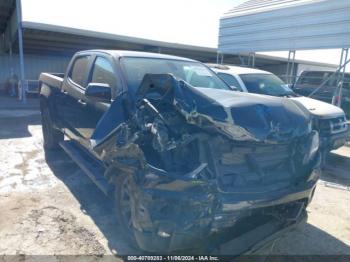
[131,169,319,253]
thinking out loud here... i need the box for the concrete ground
[0,97,349,259]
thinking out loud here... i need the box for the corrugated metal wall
[219,0,350,53]
[0,53,70,82]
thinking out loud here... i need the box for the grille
[318,116,347,135]
[215,143,294,192]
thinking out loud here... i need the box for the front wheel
[115,173,138,247]
[41,105,63,150]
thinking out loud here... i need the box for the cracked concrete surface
[0,101,349,258]
[0,105,130,260]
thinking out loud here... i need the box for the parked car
[293,70,350,118]
[39,50,320,253]
[210,64,349,161]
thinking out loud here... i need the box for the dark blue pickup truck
[39,50,321,253]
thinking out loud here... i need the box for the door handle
[62,90,68,94]
[78,99,87,106]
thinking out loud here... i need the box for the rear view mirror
[230,85,239,91]
[287,84,294,89]
[85,83,111,102]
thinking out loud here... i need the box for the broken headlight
[303,130,319,165]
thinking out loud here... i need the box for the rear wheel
[41,105,63,150]
[115,173,138,247]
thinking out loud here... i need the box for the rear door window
[69,56,91,87]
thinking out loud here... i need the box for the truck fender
[39,83,60,130]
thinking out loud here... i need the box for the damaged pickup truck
[39,50,321,253]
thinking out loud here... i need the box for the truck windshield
[121,57,230,92]
[240,73,295,97]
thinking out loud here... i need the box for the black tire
[41,104,64,150]
[114,173,138,248]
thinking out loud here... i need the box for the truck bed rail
[39,72,64,91]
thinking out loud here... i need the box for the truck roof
[76,49,196,62]
[208,64,272,75]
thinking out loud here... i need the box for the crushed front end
[98,74,321,253]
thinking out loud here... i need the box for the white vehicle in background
[209,64,349,161]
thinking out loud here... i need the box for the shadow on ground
[0,113,41,139]
[322,150,350,187]
[0,96,40,139]
[271,222,350,255]
[0,108,41,139]
[44,149,140,256]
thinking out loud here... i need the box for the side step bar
[59,141,114,196]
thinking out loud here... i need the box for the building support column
[9,35,13,76]
[332,48,349,107]
[309,54,350,99]
[16,0,26,103]
[216,52,224,64]
[286,50,296,84]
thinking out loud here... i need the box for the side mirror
[85,83,111,102]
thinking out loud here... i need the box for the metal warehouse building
[219,0,350,52]
[218,0,350,84]
[0,0,338,100]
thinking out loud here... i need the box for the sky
[21,0,344,68]
[21,0,240,48]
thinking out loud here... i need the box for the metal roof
[15,21,219,62]
[14,22,336,68]
[0,0,14,33]
[219,0,350,53]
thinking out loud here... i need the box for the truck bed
[39,73,65,91]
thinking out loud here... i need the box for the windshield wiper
[275,92,297,98]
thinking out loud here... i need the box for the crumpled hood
[290,96,345,119]
[173,83,311,142]
[92,74,313,147]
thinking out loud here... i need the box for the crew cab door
[61,54,93,145]
[63,54,120,148]
[82,55,119,141]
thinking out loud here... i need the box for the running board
[59,140,113,196]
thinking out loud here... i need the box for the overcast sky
[21,0,343,68]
